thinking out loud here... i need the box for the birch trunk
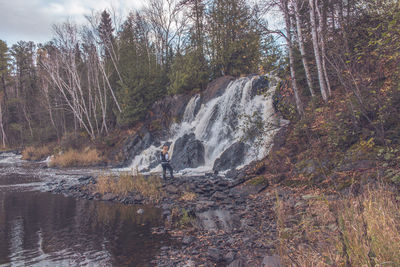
[309,0,328,101]
[283,0,304,115]
[0,101,7,147]
[316,1,332,96]
[293,0,315,97]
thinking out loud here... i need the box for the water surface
[0,153,170,266]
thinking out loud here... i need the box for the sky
[0,0,144,46]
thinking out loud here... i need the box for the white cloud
[0,0,143,46]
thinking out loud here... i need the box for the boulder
[171,133,205,170]
[262,255,282,267]
[227,258,247,267]
[251,75,269,97]
[213,142,249,172]
[121,127,155,166]
[102,193,117,201]
[207,247,223,262]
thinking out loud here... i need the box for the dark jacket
[160,151,170,165]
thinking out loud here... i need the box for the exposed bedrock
[213,142,250,172]
[171,133,205,170]
[120,127,156,167]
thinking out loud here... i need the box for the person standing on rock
[160,144,174,180]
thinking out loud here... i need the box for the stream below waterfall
[0,152,171,267]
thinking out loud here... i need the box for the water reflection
[0,191,169,266]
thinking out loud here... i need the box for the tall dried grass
[339,186,400,266]
[95,172,164,202]
[276,184,400,266]
[22,146,51,161]
[49,148,102,167]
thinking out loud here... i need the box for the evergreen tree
[116,13,165,127]
[207,0,260,77]
[168,0,209,94]
[0,40,9,94]
[98,10,114,51]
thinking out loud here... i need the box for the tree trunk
[283,0,304,115]
[316,0,331,96]
[293,0,315,97]
[309,0,328,101]
[0,100,7,147]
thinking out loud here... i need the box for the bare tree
[41,21,122,139]
[0,92,7,147]
[282,0,304,115]
[144,0,186,65]
[309,0,328,101]
[316,0,331,96]
[293,0,315,97]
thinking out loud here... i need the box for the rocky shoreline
[45,172,283,267]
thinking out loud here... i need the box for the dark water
[0,156,171,267]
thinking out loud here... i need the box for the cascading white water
[125,75,282,175]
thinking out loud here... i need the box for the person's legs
[162,164,167,179]
[167,164,174,179]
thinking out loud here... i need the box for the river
[0,152,171,266]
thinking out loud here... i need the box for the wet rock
[207,247,222,262]
[262,255,282,267]
[202,75,234,104]
[166,185,179,194]
[182,235,196,245]
[227,258,247,267]
[211,191,226,201]
[78,175,93,185]
[195,200,215,212]
[251,75,269,97]
[102,193,117,201]
[137,208,144,214]
[223,251,236,263]
[120,127,154,166]
[213,142,249,172]
[171,133,205,170]
[134,194,143,202]
[122,196,134,204]
[148,93,192,131]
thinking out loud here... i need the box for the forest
[1,0,400,265]
[0,0,399,154]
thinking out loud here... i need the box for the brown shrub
[276,184,400,266]
[94,172,164,202]
[22,146,51,161]
[49,148,102,167]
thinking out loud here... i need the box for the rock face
[213,142,249,172]
[251,75,269,97]
[201,76,235,104]
[171,133,205,170]
[149,94,192,132]
[121,127,156,166]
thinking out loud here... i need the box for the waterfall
[124,75,282,175]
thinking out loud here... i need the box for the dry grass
[180,191,197,201]
[22,146,51,161]
[275,184,400,266]
[339,186,400,266]
[49,147,102,167]
[95,172,164,202]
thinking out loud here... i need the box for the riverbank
[45,169,283,266]
[45,162,400,267]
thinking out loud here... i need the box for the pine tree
[98,10,114,48]
[207,0,260,77]
[115,14,165,127]
[0,40,9,95]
